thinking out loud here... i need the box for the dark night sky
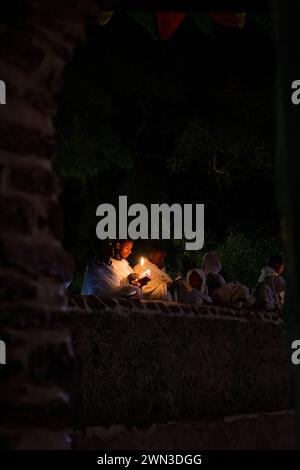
[55,12,279,286]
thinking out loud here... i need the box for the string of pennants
[98,11,248,40]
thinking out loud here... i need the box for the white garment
[179,288,206,305]
[185,269,212,304]
[258,265,278,283]
[82,260,141,298]
[256,275,285,311]
[111,258,134,286]
[202,251,222,276]
[259,266,285,303]
[186,268,207,295]
[134,258,173,300]
[178,269,212,305]
[212,282,255,308]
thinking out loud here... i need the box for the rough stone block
[71,297,291,427]
[10,166,59,197]
[0,237,74,282]
[0,274,36,301]
[0,194,35,234]
[72,411,296,450]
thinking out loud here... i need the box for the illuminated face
[118,241,133,259]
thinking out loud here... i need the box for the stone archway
[0,0,95,450]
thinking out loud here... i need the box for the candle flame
[141,256,144,267]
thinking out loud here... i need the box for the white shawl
[111,258,134,285]
[134,258,173,300]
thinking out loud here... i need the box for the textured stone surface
[71,296,291,428]
[48,200,64,240]
[0,193,35,234]
[0,428,71,450]
[0,237,74,281]
[0,0,94,450]
[10,165,59,196]
[72,411,295,450]
[0,273,37,302]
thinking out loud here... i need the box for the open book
[137,269,151,287]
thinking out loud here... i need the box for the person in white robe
[178,269,211,305]
[201,251,226,296]
[258,255,285,303]
[212,282,255,308]
[134,245,173,300]
[81,239,141,299]
[111,240,138,286]
[258,255,284,283]
[255,275,285,311]
[202,251,222,276]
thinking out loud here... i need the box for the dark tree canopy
[55,12,281,291]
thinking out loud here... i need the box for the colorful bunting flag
[209,12,247,29]
[156,12,186,40]
[98,11,114,26]
[98,11,248,39]
[188,13,215,38]
[127,11,158,39]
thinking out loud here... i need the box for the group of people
[81,238,285,312]
[81,239,172,301]
[174,252,285,311]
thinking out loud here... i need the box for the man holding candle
[134,243,174,301]
[111,239,141,287]
[81,238,141,298]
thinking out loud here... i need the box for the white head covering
[202,251,222,276]
[258,266,278,283]
[186,269,206,294]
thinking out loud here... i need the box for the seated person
[179,268,212,305]
[111,239,140,286]
[205,272,226,297]
[134,243,173,300]
[258,255,284,283]
[212,282,255,308]
[201,251,226,296]
[255,275,285,311]
[173,256,197,302]
[81,239,141,299]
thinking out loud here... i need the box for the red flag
[210,12,246,28]
[156,12,186,40]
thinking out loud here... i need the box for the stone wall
[73,411,295,450]
[0,0,94,450]
[70,295,294,448]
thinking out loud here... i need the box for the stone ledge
[72,410,295,450]
[69,294,284,325]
